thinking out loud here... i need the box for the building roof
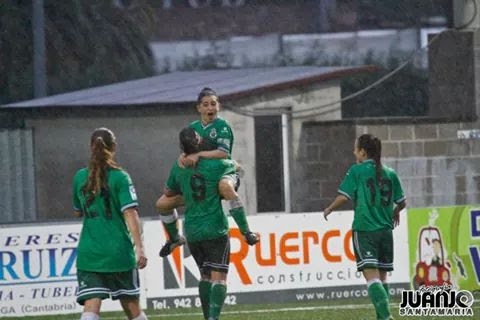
[2,65,374,108]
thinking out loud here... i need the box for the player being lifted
[323,134,406,320]
[156,87,258,253]
[159,127,258,320]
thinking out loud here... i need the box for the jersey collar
[362,159,375,164]
[201,117,219,129]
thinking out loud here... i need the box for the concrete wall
[25,107,197,220]
[294,118,480,212]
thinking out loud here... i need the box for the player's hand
[136,247,148,269]
[393,210,400,228]
[185,153,199,166]
[323,208,332,221]
[243,231,260,246]
[178,153,187,168]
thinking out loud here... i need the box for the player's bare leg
[156,195,185,257]
[80,298,101,320]
[120,297,148,320]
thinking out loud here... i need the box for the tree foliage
[0,0,156,104]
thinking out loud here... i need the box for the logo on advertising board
[409,208,480,292]
[399,284,474,317]
[0,225,81,317]
[162,241,198,289]
[145,212,411,310]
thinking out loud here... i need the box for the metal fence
[0,129,36,223]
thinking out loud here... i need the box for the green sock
[208,283,227,319]
[199,280,212,320]
[230,207,249,234]
[383,283,390,301]
[368,282,391,320]
[163,221,179,241]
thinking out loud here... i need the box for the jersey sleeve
[338,166,357,200]
[117,171,139,212]
[165,163,181,194]
[216,123,233,154]
[391,171,406,204]
[219,159,237,176]
[72,171,82,211]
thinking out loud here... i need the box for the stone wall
[293,118,480,212]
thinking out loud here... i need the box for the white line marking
[69,300,480,320]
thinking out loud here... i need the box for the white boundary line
[68,301,480,320]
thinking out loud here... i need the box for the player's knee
[219,179,236,200]
[212,279,227,286]
[201,269,212,281]
[156,195,177,213]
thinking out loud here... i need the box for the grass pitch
[3,297,479,320]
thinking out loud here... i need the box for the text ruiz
[1,232,79,282]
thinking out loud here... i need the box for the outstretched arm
[323,194,349,220]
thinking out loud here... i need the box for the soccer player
[156,87,254,253]
[159,127,258,320]
[72,128,148,320]
[323,133,406,320]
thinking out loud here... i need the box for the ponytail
[83,128,121,207]
[372,137,382,186]
[357,134,383,186]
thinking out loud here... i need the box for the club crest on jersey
[209,129,217,139]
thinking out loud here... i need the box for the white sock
[80,312,99,320]
[131,311,148,320]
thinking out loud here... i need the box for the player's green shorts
[188,235,230,276]
[76,269,140,304]
[352,229,394,272]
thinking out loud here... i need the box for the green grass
[3,298,479,320]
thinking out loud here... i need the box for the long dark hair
[82,128,121,208]
[196,87,217,103]
[357,133,382,185]
[179,127,200,155]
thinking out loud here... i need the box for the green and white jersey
[338,159,405,232]
[166,159,236,242]
[189,117,234,156]
[72,168,138,272]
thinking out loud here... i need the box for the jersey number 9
[190,173,206,201]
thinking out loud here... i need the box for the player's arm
[184,124,232,165]
[323,167,356,221]
[73,210,83,218]
[391,172,407,227]
[124,207,147,269]
[183,148,228,166]
[72,172,83,217]
[323,195,349,220]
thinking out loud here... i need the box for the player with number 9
[159,127,257,320]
